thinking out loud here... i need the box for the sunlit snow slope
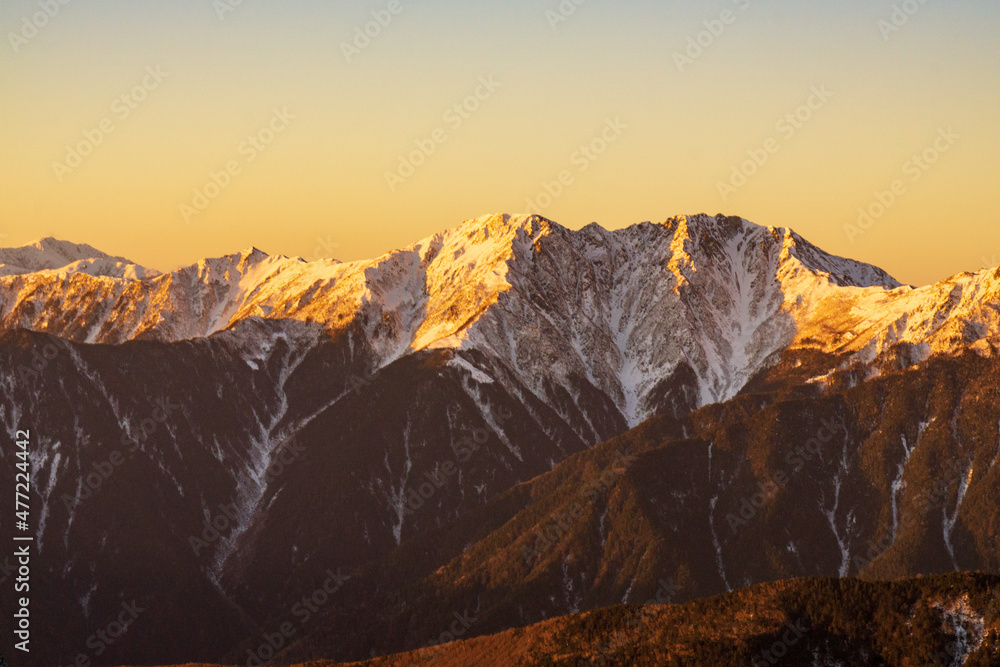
[2,214,998,425]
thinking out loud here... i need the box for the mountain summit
[0,236,158,280]
[0,214,995,420]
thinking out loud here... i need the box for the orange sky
[1,0,998,286]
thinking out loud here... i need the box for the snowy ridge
[790,265,1000,365]
[455,214,903,424]
[2,214,998,426]
[0,237,158,279]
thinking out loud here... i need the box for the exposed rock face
[0,214,998,666]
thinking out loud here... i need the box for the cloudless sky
[1,0,998,285]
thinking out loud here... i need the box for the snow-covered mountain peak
[777,227,901,290]
[0,237,157,278]
[3,213,998,425]
[236,246,269,259]
[794,259,1000,367]
[31,236,102,255]
[657,214,900,291]
[462,211,555,233]
[202,246,274,267]
[182,246,296,287]
[439,213,555,255]
[30,237,123,265]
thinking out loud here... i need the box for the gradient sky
[1,0,998,286]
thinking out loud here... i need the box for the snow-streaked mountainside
[2,214,999,424]
[4,214,1000,667]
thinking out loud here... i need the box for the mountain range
[0,213,998,666]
